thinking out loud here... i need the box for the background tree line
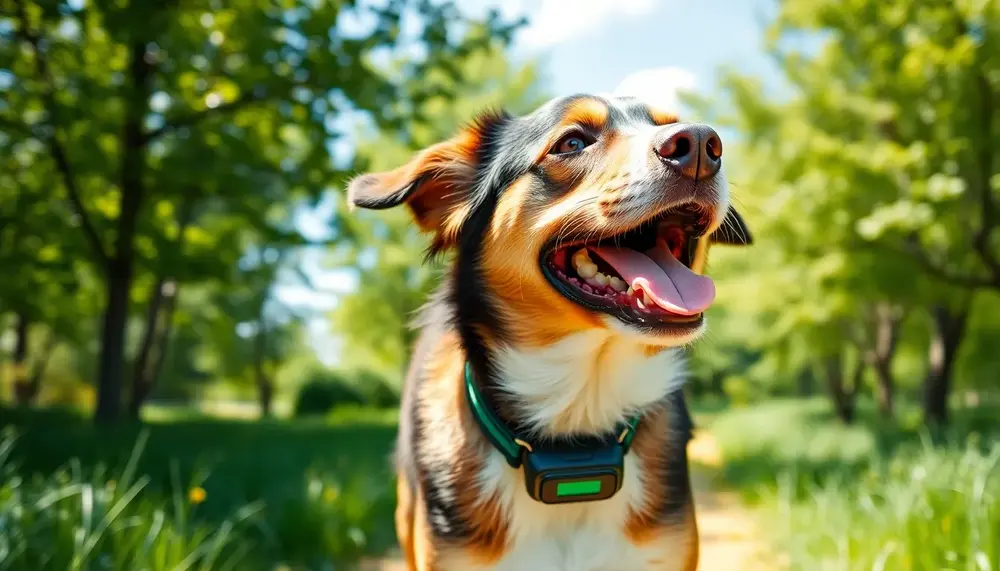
[688,0,1000,426]
[2,0,998,430]
[0,0,522,422]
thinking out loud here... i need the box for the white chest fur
[493,329,687,436]
[439,331,693,570]
[438,449,693,571]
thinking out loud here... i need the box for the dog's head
[349,95,751,350]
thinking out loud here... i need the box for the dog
[348,94,752,571]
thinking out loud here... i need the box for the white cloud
[612,67,698,114]
[474,0,657,50]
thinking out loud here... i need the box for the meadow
[4,398,998,570]
[0,406,399,570]
[708,399,1000,571]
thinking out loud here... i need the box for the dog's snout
[653,123,723,182]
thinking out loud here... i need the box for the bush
[293,371,365,417]
[352,370,400,408]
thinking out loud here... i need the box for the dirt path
[687,430,771,571]
[362,429,769,571]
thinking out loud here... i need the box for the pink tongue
[593,241,715,316]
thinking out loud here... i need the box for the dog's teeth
[593,272,609,286]
[577,262,598,279]
[627,286,634,296]
[636,296,647,310]
[572,248,590,265]
[609,277,627,292]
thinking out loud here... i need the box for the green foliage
[293,371,364,417]
[352,369,401,408]
[0,0,524,421]
[0,408,397,569]
[688,0,1000,414]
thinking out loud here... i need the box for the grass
[709,398,1000,570]
[0,405,399,570]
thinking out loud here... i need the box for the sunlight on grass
[767,439,1000,570]
[710,399,1000,570]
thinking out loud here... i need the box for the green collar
[463,362,640,468]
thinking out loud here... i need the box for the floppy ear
[711,206,753,246]
[348,117,495,249]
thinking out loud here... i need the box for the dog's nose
[653,123,723,182]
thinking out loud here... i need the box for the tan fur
[647,106,680,127]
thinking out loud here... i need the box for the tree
[2,1,521,422]
[707,0,999,424]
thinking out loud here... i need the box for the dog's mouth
[541,204,715,331]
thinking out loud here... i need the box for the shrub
[293,370,364,417]
[352,370,400,408]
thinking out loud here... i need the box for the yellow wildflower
[188,486,207,505]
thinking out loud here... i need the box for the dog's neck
[489,331,687,439]
[447,208,688,440]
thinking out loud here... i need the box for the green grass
[709,398,1000,570]
[0,405,399,570]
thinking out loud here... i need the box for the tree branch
[896,236,996,290]
[145,88,265,143]
[15,3,109,266]
[0,115,37,137]
[947,3,1000,286]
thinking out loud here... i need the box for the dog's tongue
[593,240,715,316]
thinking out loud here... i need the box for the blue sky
[487,0,779,99]
[278,0,780,362]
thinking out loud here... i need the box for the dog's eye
[552,132,592,155]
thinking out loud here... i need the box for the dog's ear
[711,206,753,246]
[348,113,501,249]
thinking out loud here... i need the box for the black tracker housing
[523,444,625,504]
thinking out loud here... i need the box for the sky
[278,0,781,362]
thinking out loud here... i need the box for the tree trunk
[128,192,196,418]
[145,281,180,401]
[822,353,859,424]
[94,260,133,423]
[253,323,273,417]
[24,334,58,404]
[870,303,903,418]
[923,304,970,426]
[12,313,32,404]
[128,277,167,418]
[796,368,815,397]
[94,41,153,425]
